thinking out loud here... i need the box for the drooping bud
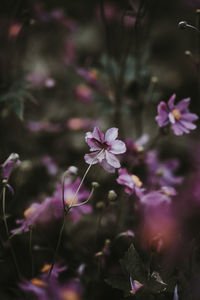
[178,21,188,30]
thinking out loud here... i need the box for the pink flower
[155,94,198,136]
[84,127,126,173]
[117,168,144,197]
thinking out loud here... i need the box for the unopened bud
[67,166,78,175]
[151,76,158,84]
[92,182,100,189]
[178,21,187,30]
[2,179,8,185]
[185,50,192,57]
[108,190,117,201]
[96,201,105,209]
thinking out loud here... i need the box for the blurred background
[0,0,200,299]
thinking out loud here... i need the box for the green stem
[29,226,34,277]
[2,184,21,279]
[48,150,103,278]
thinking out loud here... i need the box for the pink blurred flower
[26,121,62,133]
[74,84,93,103]
[52,177,92,223]
[41,156,58,175]
[145,150,183,188]
[66,118,97,131]
[9,23,22,38]
[125,134,149,166]
[117,168,144,197]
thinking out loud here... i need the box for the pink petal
[110,140,126,154]
[176,98,190,112]
[84,152,99,164]
[181,112,198,122]
[100,159,115,173]
[105,151,120,168]
[93,127,104,143]
[179,120,197,130]
[105,127,118,143]
[86,138,102,151]
[168,93,176,109]
[155,102,169,127]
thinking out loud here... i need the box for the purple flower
[12,178,92,233]
[76,68,105,93]
[117,168,144,197]
[1,153,20,179]
[19,263,74,300]
[84,127,126,173]
[41,155,58,175]
[140,188,175,206]
[145,150,183,188]
[74,84,93,103]
[125,134,149,166]
[52,177,92,223]
[12,197,57,234]
[155,94,198,135]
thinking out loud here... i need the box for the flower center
[131,175,143,187]
[65,194,78,206]
[172,109,181,120]
[31,278,47,287]
[89,69,99,80]
[41,264,51,273]
[61,290,80,300]
[24,206,36,218]
[156,168,163,176]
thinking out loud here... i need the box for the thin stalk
[48,150,104,278]
[48,215,67,278]
[2,184,21,279]
[29,226,34,277]
[196,9,200,97]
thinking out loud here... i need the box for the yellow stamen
[172,109,181,120]
[41,264,51,273]
[65,194,78,206]
[24,206,36,218]
[31,278,46,287]
[89,69,99,80]
[156,168,163,176]
[61,290,80,300]
[131,175,143,187]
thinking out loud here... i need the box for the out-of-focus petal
[100,159,115,173]
[168,93,176,109]
[155,102,169,127]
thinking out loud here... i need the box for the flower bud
[108,190,117,201]
[67,166,78,175]
[92,181,100,189]
[178,21,187,30]
[96,201,105,209]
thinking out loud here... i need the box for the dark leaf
[119,244,146,283]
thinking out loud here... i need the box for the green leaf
[119,244,146,283]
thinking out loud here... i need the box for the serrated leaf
[120,244,146,283]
